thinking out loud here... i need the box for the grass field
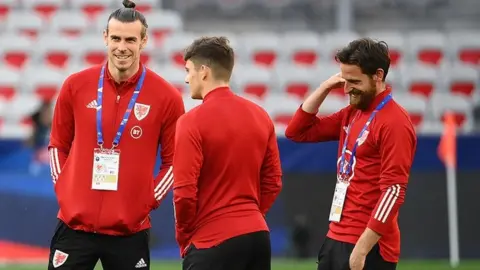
[2,260,480,270]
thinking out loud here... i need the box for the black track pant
[183,230,271,270]
[317,237,397,270]
[48,220,150,270]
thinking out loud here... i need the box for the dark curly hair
[335,38,390,81]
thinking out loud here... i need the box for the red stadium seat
[263,93,301,128]
[407,31,446,66]
[275,65,316,99]
[36,86,58,102]
[253,51,277,67]
[409,82,434,98]
[430,93,472,129]
[24,68,63,102]
[24,0,62,19]
[273,114,293,126]
[85,52,107,66]
[0,68,20,100]
[4,12,43,39]
[234,65,273,99]
[148,11,183,42]
[285,83,310,99]
[417,49,443,66]
[244,84,268,99]
[458,49,480,66]
[0,86,16,100]
[241,32,280,68]
[0,2,12,19]
[46,52,69,68]
[389,50,402,66]
[442,64,478,97]
[3,52,29,69]
[281,31,321,66]
[293,50,318,66]
[450,82,475,96]
[393,93,428,128]
[83,5,106,18]
[449,32,480,66]
[401,64,437,98]
[38,36,77,69]
[408,113,424,127]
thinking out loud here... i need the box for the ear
[140,34,148,50]
[374,68,385,82]
[200,65,208,81]
[103,29,108,46]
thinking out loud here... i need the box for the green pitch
[3,260,480,270]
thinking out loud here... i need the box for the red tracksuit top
[285,88,417,262]
[172,87,283,256]
[48,63,185,235]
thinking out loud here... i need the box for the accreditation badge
[328,175,350,222]
[92,148,120,191]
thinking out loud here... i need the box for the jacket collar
[105,62,144,87]
[365,86,392,112]
[203,86,233,102]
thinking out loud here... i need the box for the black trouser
[317,237,397,270]
[183,230,271,270]
[48,220,150,270]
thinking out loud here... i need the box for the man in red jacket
[285,38,417,270]
[172,36,283,270]
[47,1,184,269]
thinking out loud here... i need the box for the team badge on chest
[134,103,150,121]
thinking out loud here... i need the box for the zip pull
[116,95,120,103]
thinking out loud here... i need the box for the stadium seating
[0,1,479,139]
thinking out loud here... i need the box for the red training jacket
[48,63,185,235]
[173,87,283,256]
[285,88,417,262]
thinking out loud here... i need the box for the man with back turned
[173,36,283,270]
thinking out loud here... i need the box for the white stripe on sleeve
[374,184,401,223]
[49,148,62,183]
[154,166,174,201]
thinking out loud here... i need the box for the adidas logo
[86,100,100,110]
[135,258,147,268]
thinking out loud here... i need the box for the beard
[348,86,377,111]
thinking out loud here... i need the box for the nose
[116,41,128,52]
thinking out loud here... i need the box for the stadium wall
[0,136,479,260]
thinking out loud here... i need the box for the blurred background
[0,0,480,269]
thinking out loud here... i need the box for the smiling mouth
[115,55,131,60]
[349,92,361,98]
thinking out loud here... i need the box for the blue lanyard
[96,65,146,148]
[338,94,392,177]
